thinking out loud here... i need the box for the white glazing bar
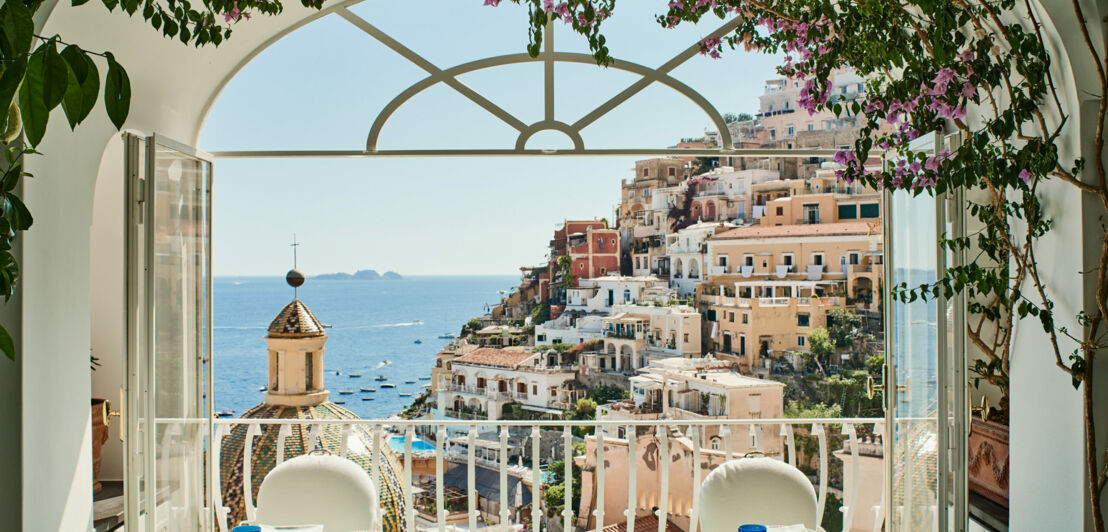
[212,423,228,532]
[405,427,415,532]
[276,424,291,464]
[372,424,383,491]
[594,428,605,532]
[437,425,446,532]
[531,426,542,532]
[842,423,860,532]
[243,424,261,522]
[784,425,796,467]
[625,425,637,532]
[468,426,478,532]
[563,426,573,532]
[689,426,701,532]
[813,423,828,530]
[752,424,763,453]
[543,20,554,122]
[211,148,846,159]
[500,427,510,532]
[722,425,733,461]
[340,423,352,458]
[656,424,669,532]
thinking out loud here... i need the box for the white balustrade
[210,417,887,532]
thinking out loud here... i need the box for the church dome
[267,299,325,338]
[219,401,407,531]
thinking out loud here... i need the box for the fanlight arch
[209,5,806,158]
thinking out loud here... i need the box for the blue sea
[214,275,518,419]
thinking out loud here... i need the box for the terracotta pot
[968,418,1008,507]
[91,398,110,495]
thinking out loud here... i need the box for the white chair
[255,452,379,532]
[699,457,818,532]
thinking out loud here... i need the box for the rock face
[314,269,403,280]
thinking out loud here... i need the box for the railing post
[842,423,860,532]
[813,423,828,531]
[594,428,605,532]
[437,424,446,532]
[468,425,478,532]
[340,423,352,458]
[372,424,382,495]
[563,426,573,532]
[276,424,291,465]
[212,423,229,532]
[405,426,415,532]
[688,426,701,532]
[784,424,796,467]
[531,425,542,532]
[243,423,261,522]
[625,425,637,532]
[721,424,733,461]
[655,424,669,532]
[500,427,510,532]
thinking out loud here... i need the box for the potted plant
[969,357,1009,508]
[90,354,111,495]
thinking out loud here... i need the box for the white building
[592,303,703,371]
[666,221,737,296]
[534,313,606,345]
[565,275,669,313]
[437,347,585,421]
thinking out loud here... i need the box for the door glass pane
[125,134,151,526]
[151,139,212,530]
[890,185,940,530]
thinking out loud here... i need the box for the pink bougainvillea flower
[483,0,500,5]
[958,49,975,62]
[1018,169,1032,184]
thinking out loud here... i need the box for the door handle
[106,387,123,442]
[866,375,906,400]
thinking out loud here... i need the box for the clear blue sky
[199,0,782,276]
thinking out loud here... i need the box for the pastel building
[687,167,779,224]
[702,222,883,372]
[564,275,669,313]
[665,221,737,297]
[553,220,621,285]
[596,303,703,369]
[438,347,586,421]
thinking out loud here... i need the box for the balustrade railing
[210,417,891,532]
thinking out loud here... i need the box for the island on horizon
[314,269,402,281]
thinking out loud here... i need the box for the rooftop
[452,348,535,369]
[267,299,326,338]
[711,221,880,240]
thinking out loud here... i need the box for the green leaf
[72,0,92,6]
[0,54,27,115]
[6,194,32,231]
[19,49,49,146]
[60,46,99,128]
[0,0,34,58]
[0,323,14,361]
[41,41,70,111]
[103,53,130,129]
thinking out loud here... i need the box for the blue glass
[738,525,767,532]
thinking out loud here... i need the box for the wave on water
[337,321,424,329]
[375,360,392,369]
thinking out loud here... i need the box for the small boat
[361,397,374,401]
[381,383,396,389]
[258,386,267,392]
[437,333,456,339]
[404,380,416,384]
[321,323,333,329]
[216,411,235,418]
[413,320,423,325]
[421,384,431,389]
[349,373,362,378]
[418,376,431,380]
[375,375,387,381]
[399,393,412,397]
[413,339,422,344]
[334,401,346,405]
[360,388,376,392]
[335,370,341,376]
[339,390,354,395]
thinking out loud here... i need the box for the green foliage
[544,453,582,517]
[804,327,835,376]
[530,300,550,324]
[532,342,575,353]
[556,254,574,288]
[586,385,629,404]
[460,318,483,337]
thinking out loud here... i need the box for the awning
[442,465,533,506]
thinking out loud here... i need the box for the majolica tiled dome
[219,401,407,531]
[267,299,325,338]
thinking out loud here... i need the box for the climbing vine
[492,0,1108,528]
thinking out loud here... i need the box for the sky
[200,0,783,277]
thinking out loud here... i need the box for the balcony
[759,297,791,306]
[214,417,887,532]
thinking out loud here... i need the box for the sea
[214,275,518,419]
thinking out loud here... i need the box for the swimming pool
[387,435,436,453]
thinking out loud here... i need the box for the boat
[258,386,267,392]
[418,376,431,380]
[437,333,455,339]
[413,339,422,344]
[216,411,235,418]
[421,384,431,389]
[399,393,412,397]
[375,375,387,381]
[404,380,416,384]
[381,383,396,389]
[361,397,374,401]
[335,370,341,375]
[349,373,362,378]
[360,388,376,392]
[339,390,354,395]
[334,401,346,405]
[413,320,423,325]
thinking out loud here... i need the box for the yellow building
[702,222,883,372]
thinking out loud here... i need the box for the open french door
[883,131,967,531]
[124,133,215,531]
